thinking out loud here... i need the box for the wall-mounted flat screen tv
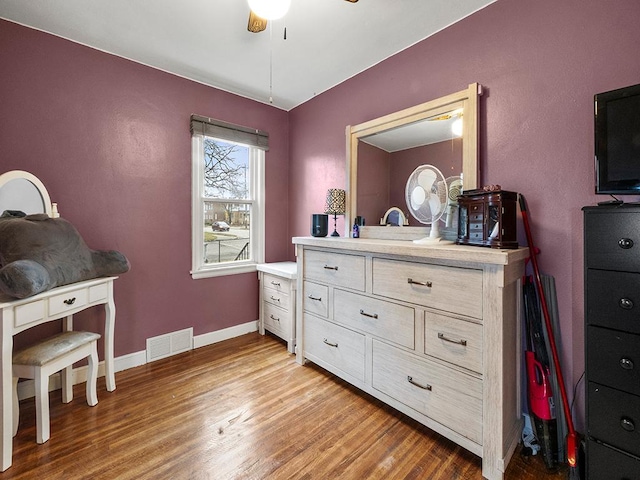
[595,82,640,194]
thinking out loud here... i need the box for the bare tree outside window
[202,137,252,264]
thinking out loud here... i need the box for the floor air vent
[146,327,193,362]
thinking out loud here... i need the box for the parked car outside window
[212,221,230,231]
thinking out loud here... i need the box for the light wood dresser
[257,262,297,353]
[292,237,528,480]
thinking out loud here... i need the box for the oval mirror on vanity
[346,83,481,238]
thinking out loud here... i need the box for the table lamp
[324,188,346,237]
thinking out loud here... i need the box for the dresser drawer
[372,258,483,319]
[303,281,329,318]
[303,313,365,381]
[263,273,291,293]
[263,302,290,338]
[48,287,89,317]
[588,382,640,458]
[333,289,415,349]
[14,300,46,328]
[586,269,640,334]
[585,211,640,272]
[264,285,289,310]
[304,250,365,291]
[587,438,640,480]
[424,312,483,374]
[372,339,482,444]
[587,326,640,396]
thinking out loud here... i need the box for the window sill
[191,263,258,279]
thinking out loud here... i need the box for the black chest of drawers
[583,205,640,479]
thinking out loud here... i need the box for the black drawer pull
[408,278,432,287]
[269,314,280,323]
[63,297,76,305]
[323,338,338,348]
[323,265,338,271]
[618,238,634,249]
[359,309,378,319]
[308,295,322,301]
[438,332,467,346]
[620,358,634,370]
[270,281,281,287]
[619,298,634,310]
[407,376,432,391]
[620,417,635,432]
[270,296,280,302]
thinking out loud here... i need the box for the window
[191,115,266,278]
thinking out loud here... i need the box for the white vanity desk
[293,236,528,480]
[0,170,118,470]
[0,277,117,470]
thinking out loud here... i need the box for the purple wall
[289,0,640,428]
[0,20,289,355]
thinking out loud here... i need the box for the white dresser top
[256,261,297,279]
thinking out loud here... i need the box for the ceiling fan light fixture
[248,0,291,21]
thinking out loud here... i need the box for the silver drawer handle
[359,309,378,319]
[438,332,467,346]
[323,265,339,271]
[270,296,280,302]
[270,314,280,322]
[63,297,76,305]
[407,376,432,391]
[619,298,634,310]
[407,278,432,287]
[323,338,338,348]
[620,358,634,370]
[618,238,634,249]
[270,281,281,287]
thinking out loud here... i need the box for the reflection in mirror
[0,170,53,216]
[359,110,463,228]
[346,83,480,238]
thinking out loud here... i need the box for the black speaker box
[311,214,328,237]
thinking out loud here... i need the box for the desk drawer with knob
[588,382,640,458]
[586,326,640,396]
[586,269,640,334]
[585,211,640,272]
[49,286,89,317]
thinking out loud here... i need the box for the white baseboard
[17,320,259,401]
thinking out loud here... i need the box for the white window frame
[190,134,265,279]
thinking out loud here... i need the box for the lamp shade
[248,0,291,20]
[324,189,346,215]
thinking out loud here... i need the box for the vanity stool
[12,331,101,444]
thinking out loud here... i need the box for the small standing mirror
[0,171,53,216]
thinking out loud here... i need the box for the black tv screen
[595,82,640,194]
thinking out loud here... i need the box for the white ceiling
[0,0,494,111]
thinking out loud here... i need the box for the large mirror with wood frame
[345,83,480,238]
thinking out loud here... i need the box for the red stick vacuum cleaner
[519,194,580,475]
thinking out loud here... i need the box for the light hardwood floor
[3,333,567,479]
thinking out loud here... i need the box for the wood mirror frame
[345,83,481,234]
